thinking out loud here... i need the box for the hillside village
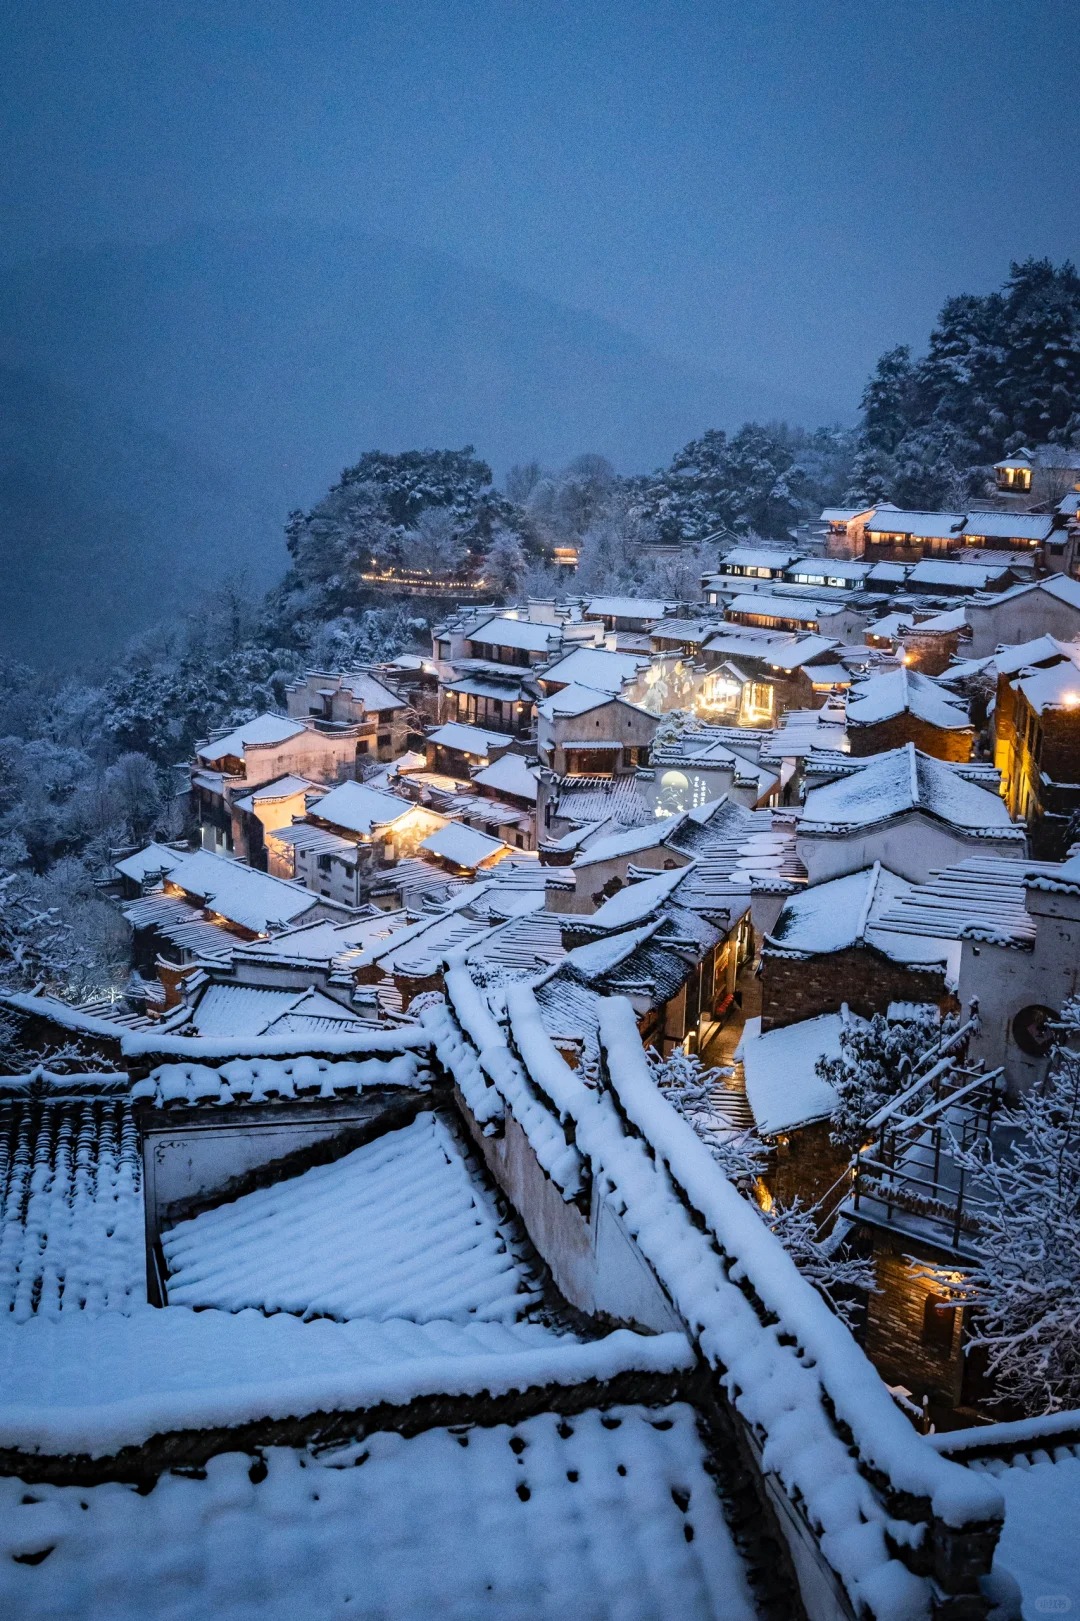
[4,433,1080,1617]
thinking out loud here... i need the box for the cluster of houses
[4,447,1080,1617]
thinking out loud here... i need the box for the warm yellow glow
[1062,692,1080,708]
[753,1178,774,1213]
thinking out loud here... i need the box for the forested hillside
[849,258,1080,508]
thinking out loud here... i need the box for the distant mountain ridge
[0,220,841,665]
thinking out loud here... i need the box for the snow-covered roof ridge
[846,666,974,731]
[800,744,1023,840]
[590,1000,1003,1614]
[130,1048,431,1110]
[0,1307,693,1464]
[438,976,1003,1617]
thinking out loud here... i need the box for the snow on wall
[132,1052,427,1109]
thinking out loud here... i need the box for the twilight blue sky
[2,0,1077,412]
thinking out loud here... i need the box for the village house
[845,666,976,760]
[993,443,1080,505]
[424,719,514,777]
[121,846,346,1004]
[895,606,970,674]
[266,779,447,908]
[966,574,1080,656]
[796,744,1026,883]
[284,668,410,759]
[987,635,1080,798]
[583,594,673,634]
[819,503,881,557]
[190,712,369,856]
[760,862,951,1032]
[1004,657,1080,852]
[863,509,967,561]
[535,684,658,777]
[873,852,1080,1095]
[722,588,870,644]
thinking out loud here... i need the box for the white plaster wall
[797,813,1022,884]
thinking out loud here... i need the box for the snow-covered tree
[762,1202,874,1328]
[481,526,527,597]
[649,1047,766,1187]
[955,1003,1080,1414]
[821,1008,955,1151]
[649,1047,872,1322]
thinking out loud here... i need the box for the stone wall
[847,712,973,762]
[761,945,948,1031]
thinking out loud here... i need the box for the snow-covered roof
[1015,660,1080,715]
[189,984,362,1039]
[846,668,973,732]
[865,510,965,539]
[584,866,691,930]
[163,849,319,932]
[872,855,1062,947]
[866,612,916,639]
[799,745,1020,838]
[538,646,646,693]
[766,863,948,967]
[720,546,802,571]
[726,594,839,623]
[572,813,686,869]
[310,779,419,835]
[426,721,509,757]
[419,822,510,870]
[762,634,838,671]
[471,752,541,801]
[586,595,671,620]
[163,1111,537,1323]
[338,664,405,709]
[738,1011,849,1135]
[904,606,968,633]
[232,773,316,812]
[820,507,871,523]
[197,713,305,762]
[467,614,562,653]
[537,681,618,719]
[962,511,1055,542]
[908,559,1008,590]
[113,842,186,884]
[0,1397,746,1618]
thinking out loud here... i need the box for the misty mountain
[0,364,278,669]
[0,221,841,666]
[0,221,838,513]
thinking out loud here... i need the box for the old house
[267,780,447,908]
[760,863,951,1032]
[895,606,970,675]
[845,667,975,760]
[863,510,966,561]
[993,443,1080,505]
[536,685,658,777]
[424,720,513,777]
[284,669,410,759]
[966,575,1080,657]
[796,744,1026,883]
[191,712,368,856]
[1002,658,1080,853]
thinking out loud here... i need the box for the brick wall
[847,712,974,761]
[760,944,948,1031]
[764,1121,850,1212]
[864,1237,965,1412]
[899,631,962,676]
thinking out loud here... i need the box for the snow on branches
[955,1000,1080,1415]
